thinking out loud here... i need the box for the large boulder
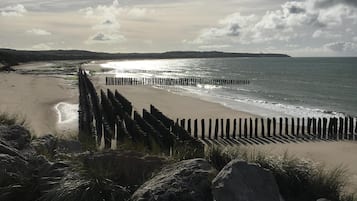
[212,159,282,201]
[132,158,217,201]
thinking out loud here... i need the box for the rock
[212,159,281,201]
[57,138,81,153]
[82,150,168,187]
[0,125,31,150]
[132,158,217,201]
[317,199,331,201]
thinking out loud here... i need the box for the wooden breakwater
[105,77,250,86]
[177,117,357,142]
[78,69,204,158]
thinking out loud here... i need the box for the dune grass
[205,146,356,201]
[0,112,27,126]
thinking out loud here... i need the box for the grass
[0,112,27,127]
[205,146,356,201]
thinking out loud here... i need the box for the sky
[0,0,356,56]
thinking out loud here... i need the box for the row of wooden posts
[78,69,204,158]
[177,117,357,140]
[105,77,250,86]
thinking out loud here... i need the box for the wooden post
[225,119,230,139]
[233,119,237,138]
[249,118,253,138]
[279,117,283,136]
[350,117,354,140]
[291,118,295,136]
[323,118,327,139]
[339,117,343,140]
[244,118,248,138]
[318,118,322,139]
[201,119,205,140]
[328,118,332,139]
[221,118,224,139]
[261,118,265,137]
[297,118,300,136]
[214,119,219,140]
[285,117,289,135]
[344,117,348,139]
[187,119,191,134]
[307,118,312,135]
[312,118,317,136]
[273,118,276,136]
[267,118,271,137]
[239,118,242,138]
[254,118,258,138]
[208,118,212,139]
[194,119,198,138]
[302,118,305,135]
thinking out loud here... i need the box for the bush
[0,113,26,126]
[205,146,356,201]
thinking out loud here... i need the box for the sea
[99,57,357,118]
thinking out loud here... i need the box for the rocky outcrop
[132,158,217,201]
[212,159,282,201]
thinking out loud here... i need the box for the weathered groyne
[105,77,250,86]
[176,117,357,142]
[78,69,204,158]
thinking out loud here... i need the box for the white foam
[54,102,78,124]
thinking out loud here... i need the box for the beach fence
[78,68,204,158]
[105,77,250,86]
[176,117,357,143]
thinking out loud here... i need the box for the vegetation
[0,112,26,126]
[205,146,356,201]
[39,171,130,201]
[0,48,290,66]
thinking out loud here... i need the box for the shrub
[205,146,356,201]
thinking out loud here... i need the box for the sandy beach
[0,72,78,137]
[1,63,356,193]
[91,74,357,193]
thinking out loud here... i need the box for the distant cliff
[0,48,290,66]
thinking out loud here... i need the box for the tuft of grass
[0,112,27,126]
[39,171,130,201]
[205,146,356,201]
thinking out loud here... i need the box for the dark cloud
[227,24,240,36]
[92,33,110,41]
[102,20,113,25]
[325,41,357,51]
[288,5,306,14]
[314,0,357,8]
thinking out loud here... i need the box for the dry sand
[254,141,357,193]
[0,72,77,137]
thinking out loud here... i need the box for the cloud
[187,0,357,46]
[324,41,357,51]
[198,44,231,50]
[26,28,52,36]
[187,12,256,44]
[312,30,341,38]
[88,32,125,44]
[31,43,53,50]
[0,4,27,16]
